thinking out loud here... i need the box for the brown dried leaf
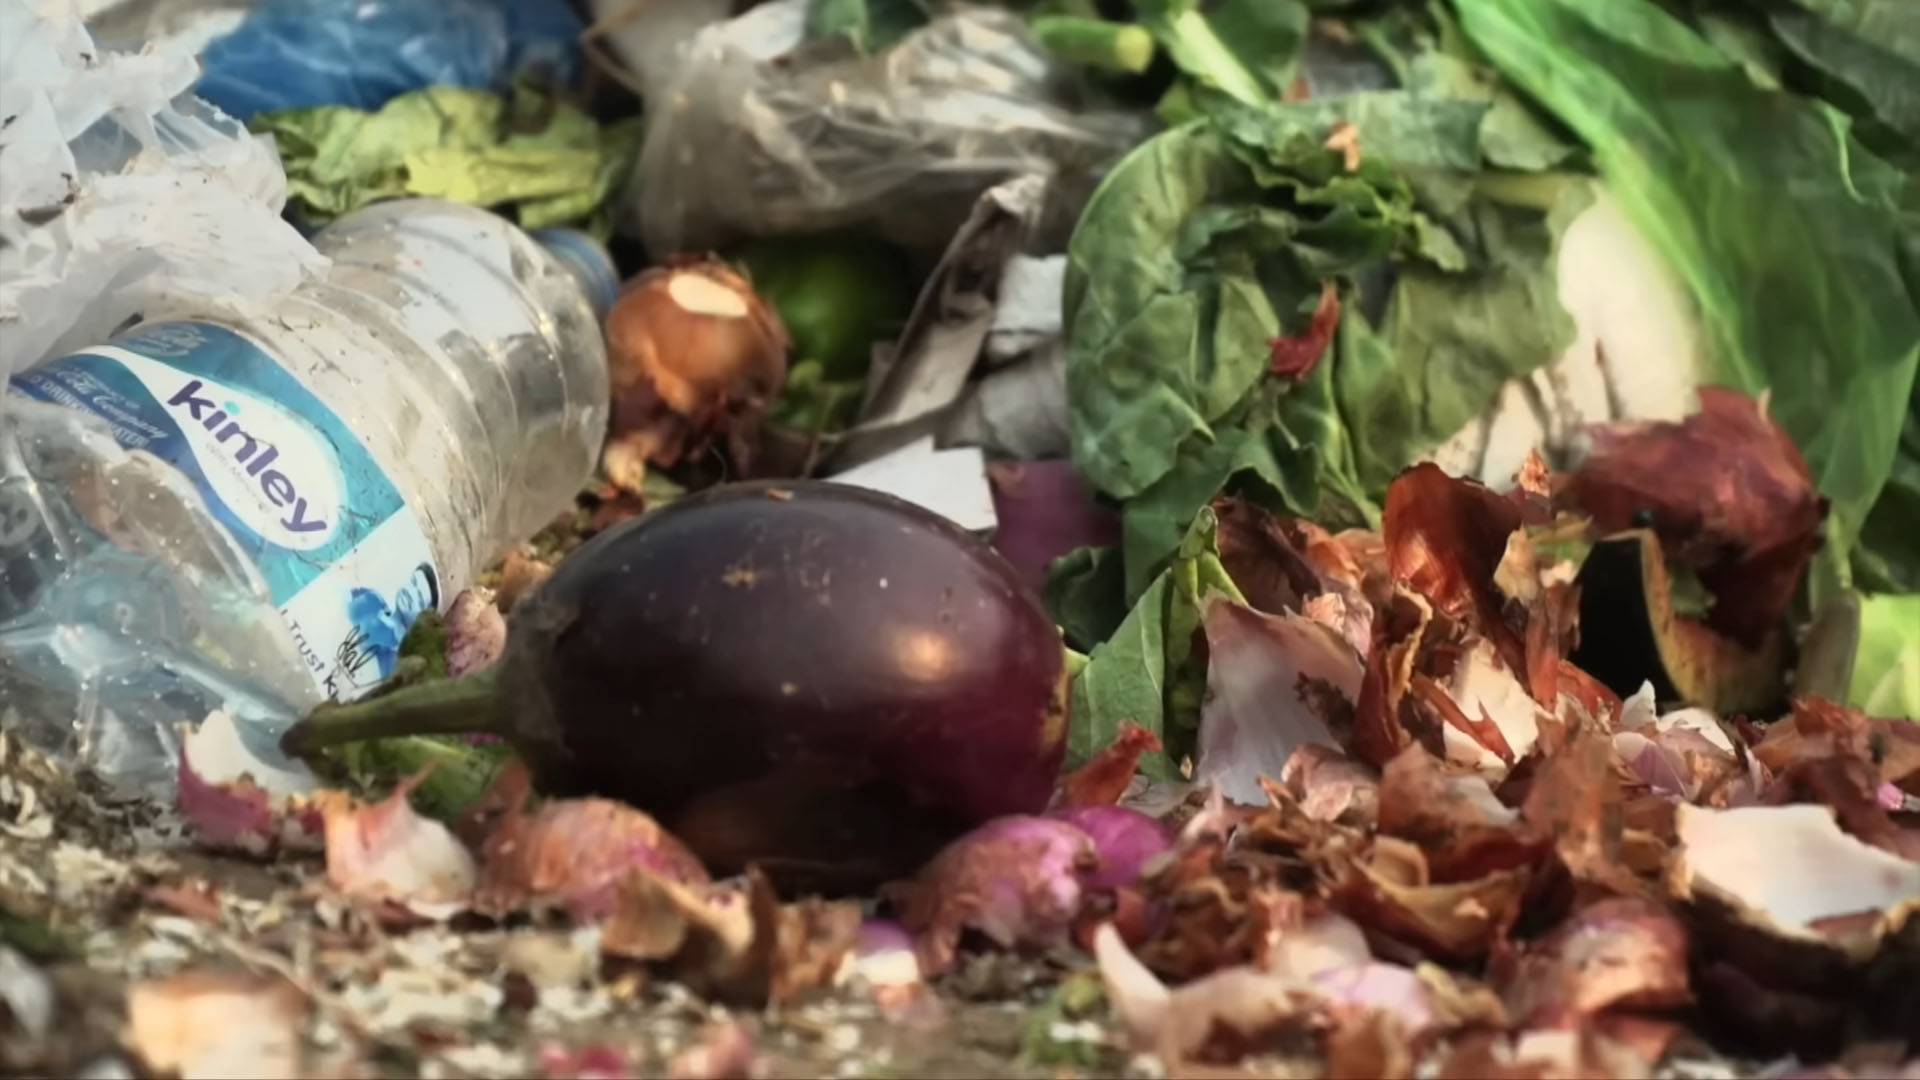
[765,893,864,1005]
[1434,1029,1651,1080]
[1250,894,1371,978]
[496,546,555,612]
[1127,805,1272,981]
[601,866,849,1008]
[1093,923,1325,1066]
[1215,497,1335,614]
[602,869,736,964]
[1755,697,1920,793]
[1213,497,1376,656]
[1520,729,1649,900]
[1325,1009,1415,1080]
[144,880,222,923]
[1514,450,1552,502]
[1355,586,1548,782]
[1761,754,1920,859]
[1352,588,1440,769]
[1323,122,1362,171]
[1555,662,1623,726]
[1416,962,1509,1030]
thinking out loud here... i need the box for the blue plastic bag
[193,0,585,123]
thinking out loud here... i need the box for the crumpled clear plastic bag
[0,0,325,382]
[627,0,1148,260]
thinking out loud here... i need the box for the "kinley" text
[167,379,329,535]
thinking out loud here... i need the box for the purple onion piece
[1047,804,1175,891]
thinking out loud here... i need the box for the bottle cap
[531,227,620,322]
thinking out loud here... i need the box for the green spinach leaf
[1065,86,1584,592]
[1067,508,1242,776]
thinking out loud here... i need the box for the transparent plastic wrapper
[82,0,253,62]
[627,0,1148,259]
[0,0,324,377]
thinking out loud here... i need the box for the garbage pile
[1,0,1916,1077]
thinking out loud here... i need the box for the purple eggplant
[281,480,1069,892]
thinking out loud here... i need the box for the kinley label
[11,320,440,701]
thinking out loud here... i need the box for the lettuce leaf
[1850,592,1920,721]
[1857,379,1920,591]
[1453,0,1920,589]
[1761,0,1920,166]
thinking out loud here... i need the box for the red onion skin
[897,814,1095,974]
[856,918,916,956]
[1048,804,1175,891]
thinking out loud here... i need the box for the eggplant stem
[279,669,505,757]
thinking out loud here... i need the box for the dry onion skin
[601,257,791,493]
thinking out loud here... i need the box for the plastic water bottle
[0,198,615,790]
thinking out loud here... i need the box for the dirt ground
[0,727,1151,1080]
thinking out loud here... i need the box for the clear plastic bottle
[0,198,614,791]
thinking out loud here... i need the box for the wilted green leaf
[1067,508,1243,776]
[1849,592,1920,721]
[1046,545,1130,653]
[254,84,640,237]
[327,736,515,820]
